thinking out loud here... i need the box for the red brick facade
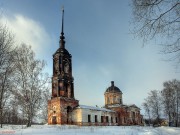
[109,105,143,126]
[48,97,78,124]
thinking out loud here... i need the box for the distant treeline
[143,79,180,127]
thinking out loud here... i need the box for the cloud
[0,14,54,58]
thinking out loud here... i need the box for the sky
[1,0,179,115]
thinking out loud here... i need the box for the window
[101,116,104,123]
[106,116,109,123]
[107,97,110,104]
[65,83,68,92]
[120,99,122,104]
[88,115,91,122]
[111,117,113,123]
[132,112,135,119]
[116,97,119,102]
[95,115,98,122]
[116,117,118,123]
[113,96,116,103]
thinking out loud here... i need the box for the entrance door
[52,116,57,124]
[67,106,72,124]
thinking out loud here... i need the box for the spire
[60,6,65,48]
[111,81,114,86]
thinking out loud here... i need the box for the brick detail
[48,97,79,124]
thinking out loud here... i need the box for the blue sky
[1,0,179,114]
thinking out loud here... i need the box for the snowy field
[0,125,180,135]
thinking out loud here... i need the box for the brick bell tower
[48,8,79,125]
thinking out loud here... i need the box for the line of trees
[143,79,180,127]
[0,23,50,128]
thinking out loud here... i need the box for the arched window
[107,97,110,104]
[113,96,116,103]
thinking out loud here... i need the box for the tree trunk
[0,107,2,128]
[148,111,151,126]
[26,116,32,127]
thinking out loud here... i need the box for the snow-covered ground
[0,125,180,135]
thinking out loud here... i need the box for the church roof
[76,105,115,112]
[105,81,122,93]
[53,48,70,56]
[107,104,140,110]
[128,104,140,109]
[107,104,127,108]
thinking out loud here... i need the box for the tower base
[48,97,79,125]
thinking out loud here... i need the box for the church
[48,9,143,126]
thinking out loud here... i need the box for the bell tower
[52,8,74,98]
[48,8,79,125]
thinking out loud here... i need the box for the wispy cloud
[0,14,54,58]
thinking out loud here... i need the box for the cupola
[104,81,123,106]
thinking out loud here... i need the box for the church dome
[55,48,70,55]
[53,48,71,58]
[105,81,122,93]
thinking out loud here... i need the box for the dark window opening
[116,117,118,123]
[107,97,110,104]
[88,115,91,122]
[65,83,68,92]
[95,115,98,123]
[59,57,61,64]
[67,106,72,124]
[106,116,109,123]
[101,116,104,123]
[132,112,135,120]
[111,117,113,123]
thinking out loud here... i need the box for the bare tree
[145,90,162,125]
[142,99,151,126]
[131,0,180,66]
[12,44,49,127]
[0,24,15,128]
[40,87,51,124]
[162,79,180,127]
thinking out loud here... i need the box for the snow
[0,125,180,135]
[77,105,115,112]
